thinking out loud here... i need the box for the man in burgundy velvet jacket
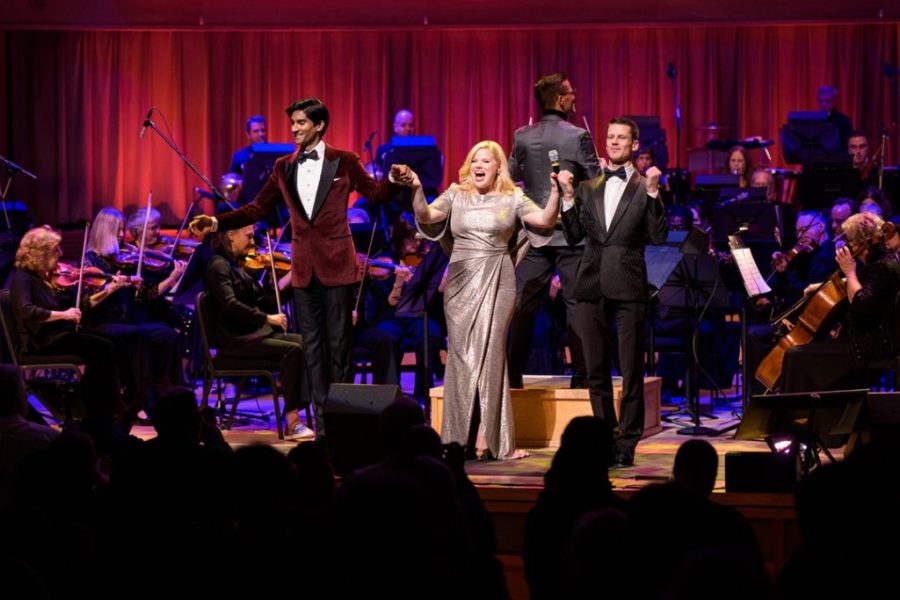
[191,98,399,438]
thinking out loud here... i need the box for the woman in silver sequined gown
[397,141,570,460]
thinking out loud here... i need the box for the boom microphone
[139,108,154,139]
[194,187,216,200]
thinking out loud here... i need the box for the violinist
[205,224,313,440]
[10,226,124,436]
[354,216,443,406]
[848,131,879,187]
[83,208,186,414]
[780,213,900,392]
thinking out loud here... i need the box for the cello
[755,220,896,391]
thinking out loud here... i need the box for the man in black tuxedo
[559,117,667,467]
[507,72,600,389]
[204,224,313,440]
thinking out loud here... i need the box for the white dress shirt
[561,163,657,226]
[296,140,326,217]
[602,164,634,229]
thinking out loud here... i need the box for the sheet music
[731,246,771,297]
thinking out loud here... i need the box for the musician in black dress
[781,213,900,392]
[82,208,185,415]
[10,226,124,433]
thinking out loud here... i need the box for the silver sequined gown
[418,184,551,459]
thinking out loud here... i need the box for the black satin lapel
[592,177,608,236]
[284,159,309,221]
[309,157,339,223]
[604,171,640,239]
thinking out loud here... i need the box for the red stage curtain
[3,23,899,225]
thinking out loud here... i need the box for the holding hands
[554,170,575,200]
[391,164,420,189]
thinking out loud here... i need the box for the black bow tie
[603,166,627,181]
[297,149,319,164]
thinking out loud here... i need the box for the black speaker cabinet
[725,451,798,493]
[324,384,403,476]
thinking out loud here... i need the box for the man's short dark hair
[833,197,859,213]
[285,98,329,136]
[534,73,569,111]
[848,130,868,141]
[245,115,266,133]
[609,117,640,142]
[637,146,655,160]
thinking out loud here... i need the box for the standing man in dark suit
[190,98,400,438]
[507,73,601,389]
[559,117,667,467]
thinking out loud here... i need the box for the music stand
[718,187,768,204]
[780,111,842,165]
[796,162,861,210]
[394,244,450,417]
[242,143,295,227]
[736,388,868,477]
[383,136,443,194]
[653,228,729,435]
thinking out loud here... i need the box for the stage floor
[117,380,787,493]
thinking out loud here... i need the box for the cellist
[780,213,900,392]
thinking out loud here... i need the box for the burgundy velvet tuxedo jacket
[216,144,398,288]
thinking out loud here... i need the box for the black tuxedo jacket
[561,171,667,302]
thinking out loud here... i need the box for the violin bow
[135,190,153,283]
[353,218,379,321]
[74,221,91,331]
[264,230,283,315]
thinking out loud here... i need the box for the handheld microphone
[667,62,677,80]
[139,108,154,139]
[549,149,560,174]
[364,131,377,150]
[194,187,216,200]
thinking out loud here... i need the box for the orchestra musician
[10,226,125,437]
[780,213,900,392]
[204,223,314,441]
[82,208,186,415]
[353,217,444,406]
[745,210,836,394]
[726,145,752,188]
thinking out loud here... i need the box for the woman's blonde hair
[457,140,517,194]
[842,212,884,250]
[14,226,62,274]
[88,207,125,257]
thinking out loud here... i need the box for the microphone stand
[141,115,233,210]
[0,155,37,240]
[667,64,685,202]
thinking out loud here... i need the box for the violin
[51,263,130,292]
[244,246,291,275]
[755,221,895,391]
[771,237,818,272]
[113,244,171,273]
[355,252,416,280]
[861,142,884,181]
[155,235,201,259]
